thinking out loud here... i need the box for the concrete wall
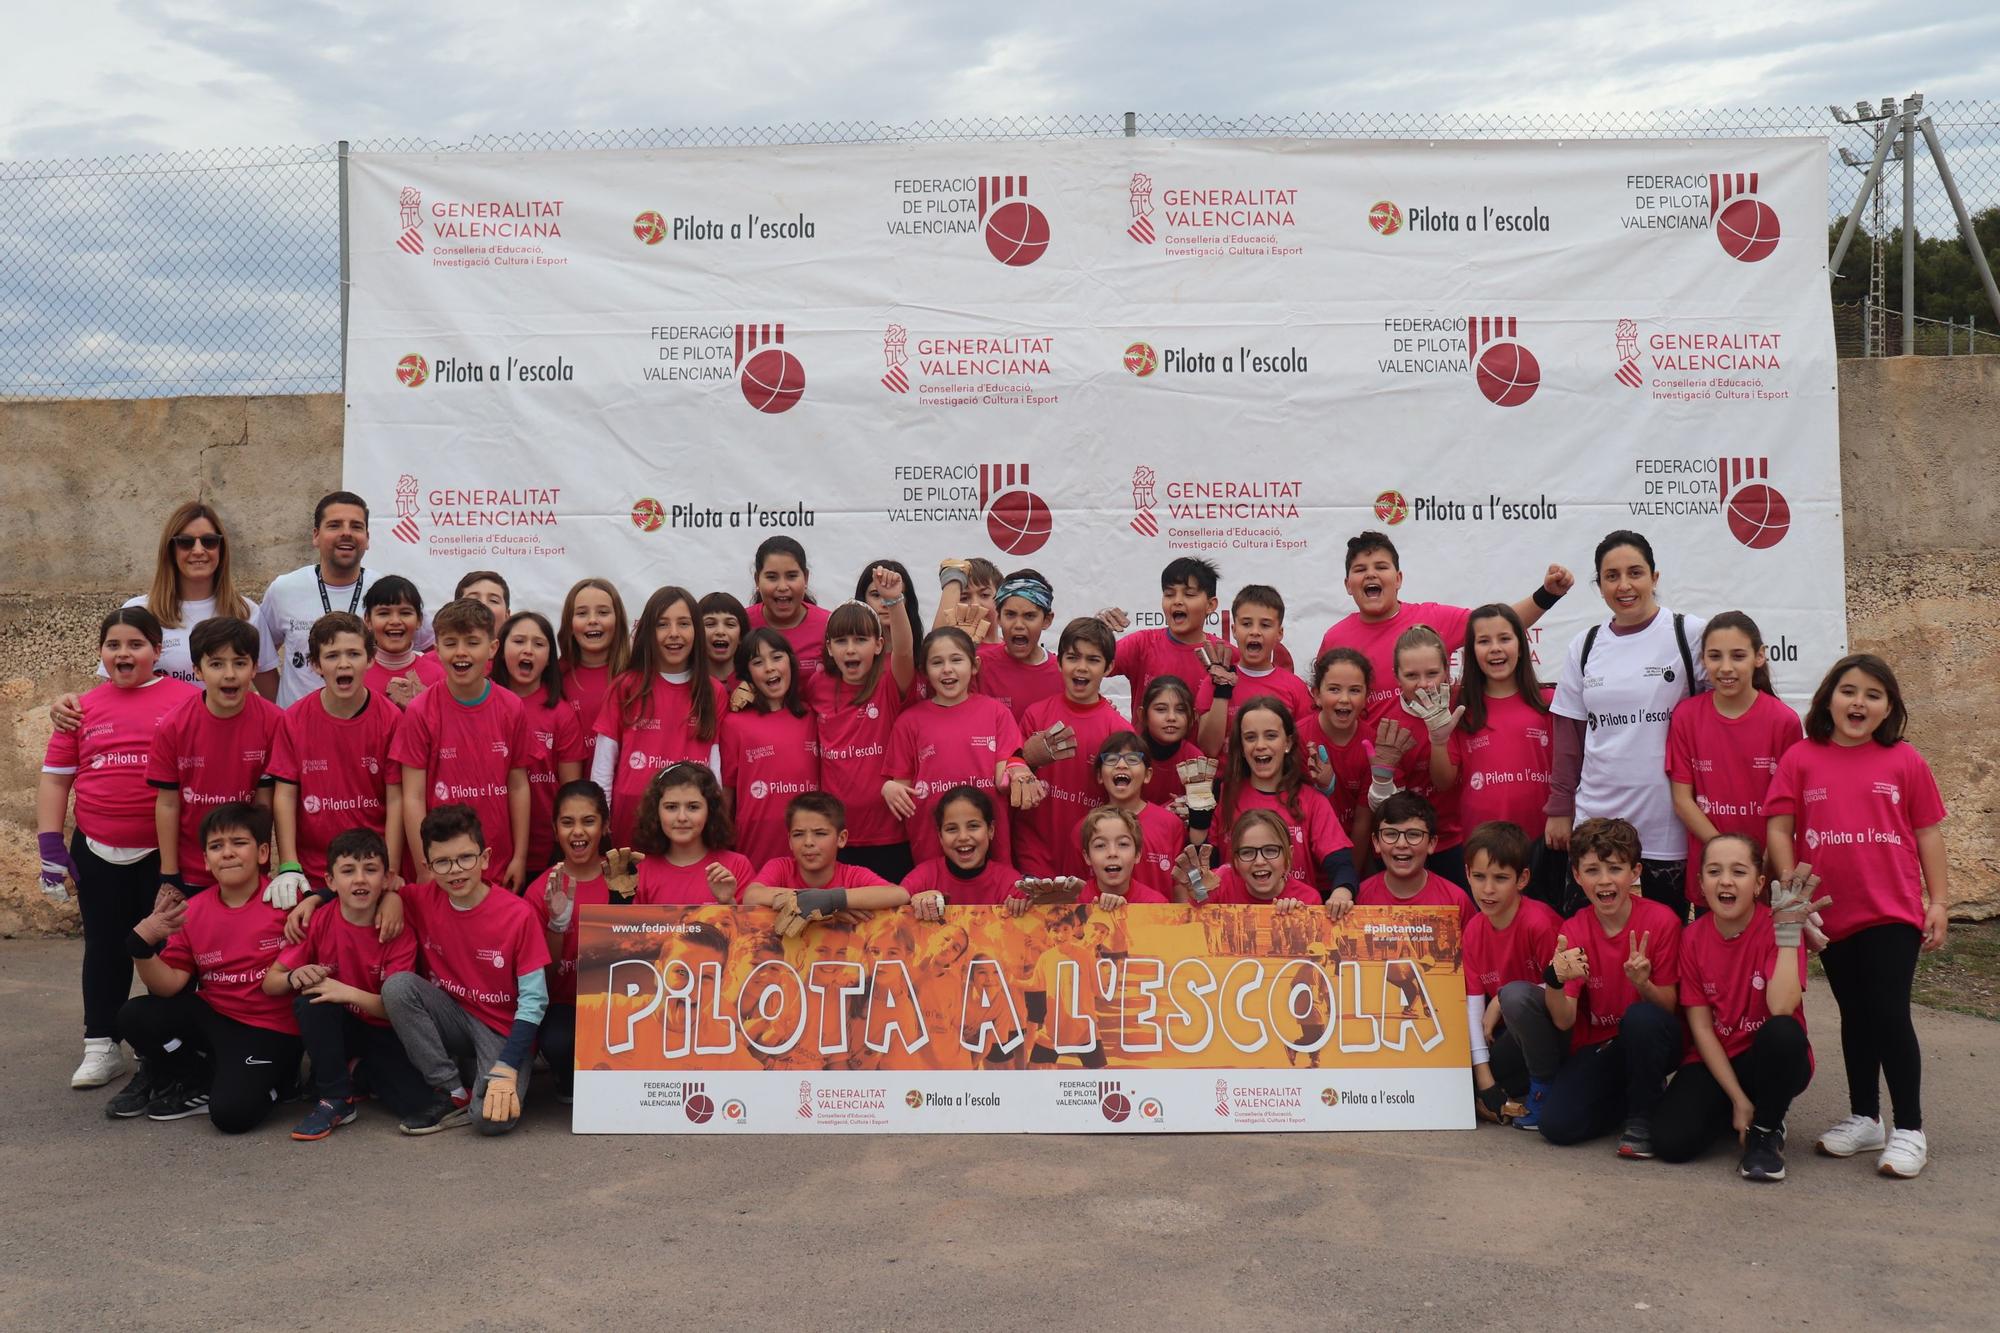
[1,368,1993,933]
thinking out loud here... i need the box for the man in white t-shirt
[256,491,430,706]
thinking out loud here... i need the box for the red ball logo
[1099,1090,1131,1123]
[1715,198,1780,263]
[1725,482,1791,549]
[1475,342,1540,407]
[633,210,667,245]
[740,348,805,414]
[986,489,1052,557]
[396,353,428,388]
[1373,490,1408,525]
[1123,342,1157,377]
[1369,200,1403,235]
[983,200,1050,266]
[684,1093,715,1124]
[630,497,664,532]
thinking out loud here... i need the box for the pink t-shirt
[1391,722,1465,850]
[1140,739,1206,807]
[750,857,892,893]
[903,856,1022,906]
[807,671,904,847]
[363,651,447,706]
[145,692,282,887]
[526,865,611,1005]
[592,675,725,848]
[1218,785,1350,897]
[1449,691,1555,838]
[719,707,821,867]
[1015,695,1133,876]
[1228,665,1315,732]
[1762,740,1946,941]
[886,695,1025,864]
[634,849,757,907]
[399,879,552,1036]
[746,603,832,679]
[158,888,296,1034]
[516,690,589,873]
[1318,601,1472,725]
[1461,897,1561,999]
[1295,714,1371,831]
[391,684,531,873]
[1667,691,1803,901]
[43,677,201,847]
[1112,628,1219,719]
[1560,896,1683,1053]
[267,691,400,883]
[275,903,419,1027]
[977,643,1063,725]
[1204,865,1319,905]
[1357,871,1475,927]
[1679,904,1811,1065]
[563,662,614,766]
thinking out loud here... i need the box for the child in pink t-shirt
[1365,624,1468,887]
[1226,585,1315,733]
[1300,647,1374,844]
[1442,605,1556,855]
[527,782,636,1103]
[1764,653,1948,1179]
[590,586,725,849]
[497,611,589,876]
[720,628,821,867]
[630,763,755,907]
[1016,617,1132,875]
[1667,612,1802,907]
[1136,675,1206,808]
[1354,792,1475,928]
[745,536,832,680]
[1099,557,1232,755]
[807,593,916,882]
[1178,808,1319,907]
[902,785,1023,909]
[743,795,915,932]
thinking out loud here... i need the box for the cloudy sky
[2,0,1996,157]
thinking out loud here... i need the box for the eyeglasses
[1100,753,1147,769]
[1234,844,1287,863]
[1376,828,1431,846]
[426,851,484,874]
[172,534,223,551]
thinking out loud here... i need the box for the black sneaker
[398,1095,471,1136]
[1617,1116,1655,1159]
[105,1064,160,1120]
[144,1082,212,1121]
[1739,1125,1787,1182]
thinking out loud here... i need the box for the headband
[994,576,1053,612]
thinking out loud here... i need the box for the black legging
[1653,1015,1813,1161]
[119,990,302,1134]
[1819,923,1924,1130]
[539,1002,577,1095]
[73,831,160,1040]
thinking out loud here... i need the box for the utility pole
[1839,103,1903,357]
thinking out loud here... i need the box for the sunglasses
[172,534,223,551]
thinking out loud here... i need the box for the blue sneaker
[290,1097,359,1142]
[1513,1078,1552,1132]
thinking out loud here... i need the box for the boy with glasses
[1356,791,1475,927]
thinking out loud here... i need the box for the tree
[1828,207,2000,327]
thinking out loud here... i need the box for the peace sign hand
[1623,931,1653,988]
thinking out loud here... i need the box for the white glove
[1405,684,1463,738]
[263,870,310,911]
[41,876,70,904]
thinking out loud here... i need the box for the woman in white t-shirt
[1545,530,1707,919]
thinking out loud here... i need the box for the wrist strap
[1532,585,1562,611]
[126,929,163,960]
[277,861,303,875]
[159,870,185,890]
[1543,962,1563,988]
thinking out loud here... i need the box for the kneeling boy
[383,804,550,1135]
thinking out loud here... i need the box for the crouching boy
[262,828,428,1140]
[383,804,551,1136]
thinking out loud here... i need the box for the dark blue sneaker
[1512,1078,1552,1132]
[291,1097,359,1142]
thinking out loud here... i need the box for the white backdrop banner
[345,138,1843,696]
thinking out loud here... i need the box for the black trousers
[539,1002,577,1095]
[1537,1001,1683,1145]
[1653,1015,1813,1161]
[118,991,302,1134]
[294,993,431,1116]
[73,831,159,1039]
[1820,923,1924,1130]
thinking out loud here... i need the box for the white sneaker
[71,1038,129,1089]
[1816,1113,1886,1158]
[1878,1128,1929,1179]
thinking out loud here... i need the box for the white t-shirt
[257,564,430,705]
[96,593,277,685]
[1551,609,1709,861]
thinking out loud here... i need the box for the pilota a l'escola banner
[570,904,1471,1134]
[346,137,1843,705]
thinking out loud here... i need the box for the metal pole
[1901,107,1916,354]
[1123,111,1136,138]
[1918,116,2000,330]
[338,139,351,392]
[1829,121,1897,277]
[1862,294,1871,357]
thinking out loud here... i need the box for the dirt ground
[3,937,1997,1331]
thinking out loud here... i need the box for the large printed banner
[346,138,1843,697]
[570,904,1470,1134]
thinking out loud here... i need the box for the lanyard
[317,566,364,615]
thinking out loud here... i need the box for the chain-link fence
[3,105,1997,398]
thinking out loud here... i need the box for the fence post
[1124,111,1136,138]
[338,139,351,393]
[1862,295,1871,357]
[1901,103,1916,355]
